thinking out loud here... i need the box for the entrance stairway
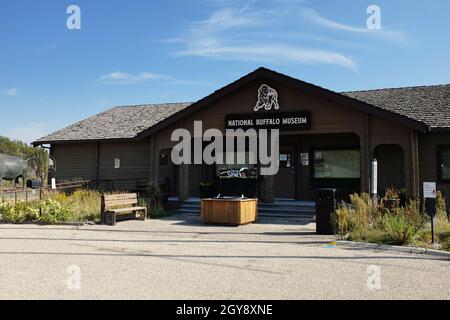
[171,197,316,221]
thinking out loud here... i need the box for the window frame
[437,145,450,183]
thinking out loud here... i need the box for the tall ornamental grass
[334,191,450,250]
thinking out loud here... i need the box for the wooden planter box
[201,198,258,226]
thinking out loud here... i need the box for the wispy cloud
[98,71,166,84]
[301,8,410,45]
[97,71,209,86]
[178,43,357,70]
[1,88,18,97]
[35,44,60,55]
[170,6,358,71]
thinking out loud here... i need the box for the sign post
[371,159,378,213]
[423,182,437,244]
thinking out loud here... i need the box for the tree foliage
[0,136,48,180]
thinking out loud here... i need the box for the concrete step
[175,199,316,219]
[176,208,201,214]
[180,203,201,210]
[259,206,314,213]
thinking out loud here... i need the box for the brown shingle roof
[342,84,450,129]
[34,103,192,144]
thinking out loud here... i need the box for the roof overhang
[32,137,138,147]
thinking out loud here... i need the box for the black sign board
[225,111,311,130]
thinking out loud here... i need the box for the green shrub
[39,198,72,224]
[0,201,16,223]
[0,201,40,223]
[381,211,421,245]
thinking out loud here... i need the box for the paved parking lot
[0,214,449,300]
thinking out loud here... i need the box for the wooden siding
[51,141,151,191]
[52,144,97,182]
[98,141,151,190]
[419,132,450,208]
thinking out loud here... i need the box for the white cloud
[1,88,18,96]
[301,8,410,45]
[1,123,51,144]
[98,71,165,84]
[97,71,209,86]
[178,43,357,70]
[171,7,358,70]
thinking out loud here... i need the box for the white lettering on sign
[423,182,437,199]
[282,117,308,125]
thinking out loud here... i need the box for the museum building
[33,68,450,207]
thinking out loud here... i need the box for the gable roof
[34,67,450,146]
[33,103,191,145]
[135,67,430,138]
[343,84,450,130]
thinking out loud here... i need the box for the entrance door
[274,146,297,199]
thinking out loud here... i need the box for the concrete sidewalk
[0,214,449,300]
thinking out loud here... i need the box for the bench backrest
[101,193,138,212]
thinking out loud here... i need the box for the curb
[337,240,450,259]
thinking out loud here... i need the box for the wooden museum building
[33,68,450,208]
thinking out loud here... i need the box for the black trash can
[316,188,337,235]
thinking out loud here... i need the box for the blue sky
[1,0,450,143]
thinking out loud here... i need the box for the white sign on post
[371,159,378,195]
[423,182,437,199]
[300,153,309,166]
[51,178,56,190]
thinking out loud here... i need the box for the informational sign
[114,158,121,169]
[225,111,311,130]
[300,153,309,166]
[51,178,56,190]
[423,182,438,243]
[423,182,437,199]
[219,168,257,178]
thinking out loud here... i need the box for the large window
[313,149,360,179]
[438,146,450,182]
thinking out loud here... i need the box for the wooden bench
[100,193,147,226]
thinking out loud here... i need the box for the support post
[371,159,378,213]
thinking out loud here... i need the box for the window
[438,146,450,182]
[313,149,360,179]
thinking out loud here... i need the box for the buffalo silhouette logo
[254,84,280,112]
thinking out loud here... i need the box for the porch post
[360,120,371,194]
[410,131,420,198]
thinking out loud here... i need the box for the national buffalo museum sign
[225,111,311,130]
[225,84,311,130]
